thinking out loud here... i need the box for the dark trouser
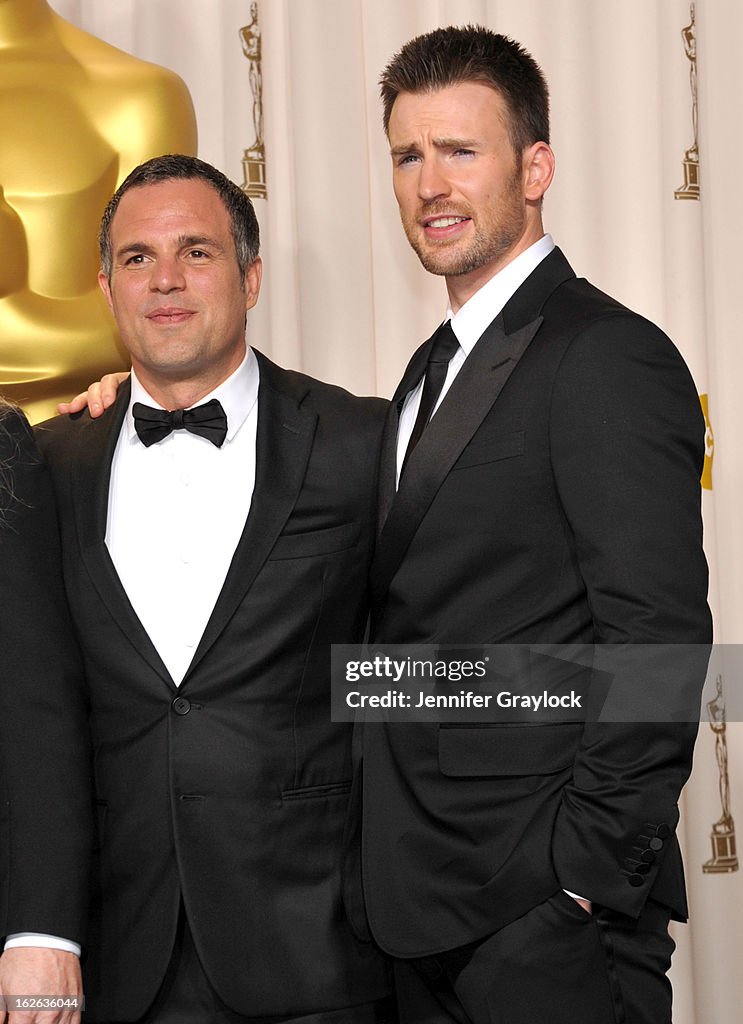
[393,891,675,1024]
[100,909,396,1024]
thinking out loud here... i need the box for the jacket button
[655,823,671,839]
[639,849,657,863]
[172,696,191,716]
[628,873,645,887]
[649,837,664,852]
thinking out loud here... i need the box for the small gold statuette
[675,2,700,200]
[240,2,266,199]
[703,676,739,873]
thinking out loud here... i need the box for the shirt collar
[125,347,260,444]
[447,234,555,353]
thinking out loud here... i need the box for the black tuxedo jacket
[355,248,712,958]
[0,407,92,945]
[36,353,390,1021]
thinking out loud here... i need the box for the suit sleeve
[547,312,712,917]
[0,409,92,944]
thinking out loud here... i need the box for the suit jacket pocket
[281,781,352,801]
[438,723,582,777]
[452,429,525,470]
[268,522,360,560]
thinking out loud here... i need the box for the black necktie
[401,321,460,476]
[132,399,228,448]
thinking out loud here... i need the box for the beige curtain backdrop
[47,2,743,1020]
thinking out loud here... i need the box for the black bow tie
[132,399,228,448]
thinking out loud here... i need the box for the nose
[417,157,451,202]
[149,255,186,293]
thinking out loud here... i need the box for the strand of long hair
[0,399,23,526]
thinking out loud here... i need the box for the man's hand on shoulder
[0,948,82,1024]
[57,372,130,418]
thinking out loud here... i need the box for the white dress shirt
[395,234,555,483]
[106,348,259,685]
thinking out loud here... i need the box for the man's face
[389,82,532,305]
[99,177,261,400]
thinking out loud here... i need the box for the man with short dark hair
[37,155,392,1024]
[349,25,711,1023]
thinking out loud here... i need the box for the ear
[523,142,555,202]
[243,256,263,312]
[98,270,114,313]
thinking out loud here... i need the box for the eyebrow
[115,234,225,260]
[179,234,224,251]
[389,137,479,156]
[115,242,155,261]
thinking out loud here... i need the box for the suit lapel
[376,403,399,536]
[371,247,576,605]
[71,382,175,687]
[377,324,446,533]
[182,352,318,681]
[370,315,542,603]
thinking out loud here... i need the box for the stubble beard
[404,173,526,279]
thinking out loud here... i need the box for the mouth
[145,307,196,325]
[420,214,472,239]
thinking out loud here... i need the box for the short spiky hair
[99,154,260,280]
[380,25,549,155]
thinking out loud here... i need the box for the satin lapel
[183,364,318,682]
[376,401,400,535]
[370,313,543,603]
[377,327,441,534]
[391,335,433,407]
[70,382,175,687]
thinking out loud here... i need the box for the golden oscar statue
[239,1,267,199]
[703,675,739,872]
[674,2,700,200]
[0,0,197,421]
